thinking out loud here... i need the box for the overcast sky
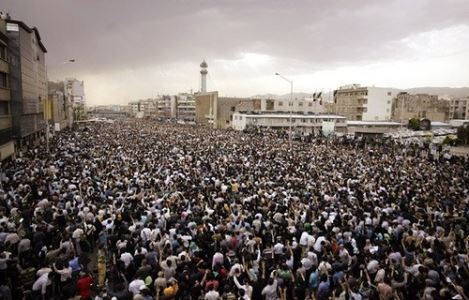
[2,0,469,105]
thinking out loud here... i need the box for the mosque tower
[200,59,208,93]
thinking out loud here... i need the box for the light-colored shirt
[32,273,50,295]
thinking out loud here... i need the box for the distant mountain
[253,87,469,101]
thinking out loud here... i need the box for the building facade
[44,82,70,131]
[449,98,469,120]
[0,18,14,160]
[6,19,47,147]
[267,96,326,114]
[231,112,347,134]
[172,93,195,121]
[332,84,399,121]
[195,91,261,129]
[391,92,449,123]
[65,78,86,121]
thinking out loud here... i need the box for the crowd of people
[0,119,467,300]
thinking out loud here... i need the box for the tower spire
[200,59,208,93]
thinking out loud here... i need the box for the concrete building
[172,93,195,121]
[231,112,347,134]
[347,121,404,136]
[0,17,14,160]
[195,91,261,129]
[129,98,158,118]
[449,98,469,120]
[155,96,171,118]
[6,19,47,147]
[391,92,449,123]
[332,84,399,121]
[268,95,326,114]
[65,78,85,105]
[65,78,86,121]
[47,81,71,131]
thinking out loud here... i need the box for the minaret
[200,59,208,93]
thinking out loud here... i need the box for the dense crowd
[0,120,468,300]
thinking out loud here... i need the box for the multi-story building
[6,19,47,147]
[129,99,154,118]
[0,17,14,160]
[155,96,171,118]
[232,112,347,134]
[65,78,86,121]
[449,98,469,120]
[266,95,326,114]
[195,91,261,129]
[332,84,400,121]
[129,94,196,120]
[47,81,68,131]
[172,93,195,121]
[65,78,85,105]
[391,92,449,123]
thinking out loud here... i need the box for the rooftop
[347,121,403,126]
[235,113,346,119]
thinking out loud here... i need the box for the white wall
[232,113,247,130]
[271,97,325,114]
[363,87,400,121]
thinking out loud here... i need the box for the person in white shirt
[53,261,72,283]
[233,275,253,300]
[204,284,221,300]
[128,277,146,295]
[120,252,134,268]
[32,272,50,300]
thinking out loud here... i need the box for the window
[0,72,8,89]
[278,101,283,106]
[0,101,9,115]
[308,102,313,107]
[387,100,391,104]
[0,44,6,60]
[230,106,235,112]
[299,102,304,106]
[387,92,392,96]
[289,102,293,106]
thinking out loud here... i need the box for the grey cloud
[2,0,469,77]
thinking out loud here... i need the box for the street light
[275,72,293,150]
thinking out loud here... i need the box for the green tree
[457,125,469,145]
[408,117,420,131]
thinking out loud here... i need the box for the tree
[457,125,469,145]
[408,118,420,131]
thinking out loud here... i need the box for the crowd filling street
[0,120,468,300]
